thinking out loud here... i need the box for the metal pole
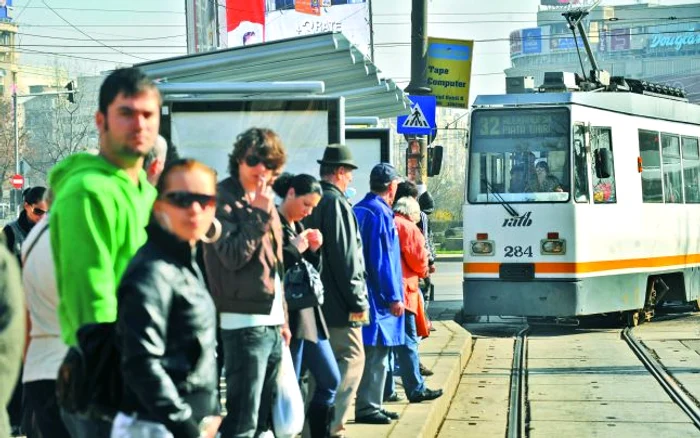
[404,0,431,187]
[13,88,19,175]
[368,0,375,63]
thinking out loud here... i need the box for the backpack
[56,322,122,420]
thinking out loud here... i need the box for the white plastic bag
[272,345,305,438]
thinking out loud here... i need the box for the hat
[317,144,358,169]
[370,163,401,186]
[418,191,435,214]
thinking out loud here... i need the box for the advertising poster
[427,37,474,109]
[0,0,13,21]
[609,28,630,51]
[510,30,522,57]
[226,0,370,54]
[522,28,542,54]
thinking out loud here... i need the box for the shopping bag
[272,345,305,438]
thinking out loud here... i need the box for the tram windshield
[468,107,571,203]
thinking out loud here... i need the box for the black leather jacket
[116,222,218,438]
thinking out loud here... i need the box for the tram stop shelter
[134,32,411,120]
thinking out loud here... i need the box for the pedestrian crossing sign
[397,95,437,135]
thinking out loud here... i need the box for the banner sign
[427,37,473,109]
[522,28,542,54]
[226,0,370,54]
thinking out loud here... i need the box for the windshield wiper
[482,177,519,217]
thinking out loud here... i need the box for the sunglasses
[32,208,47,216]
[244,154,276,170]
[163,191,217,209]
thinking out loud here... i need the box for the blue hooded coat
[353,193,405,347]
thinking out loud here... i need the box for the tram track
[507,326,529,438]
[622,327,700,431]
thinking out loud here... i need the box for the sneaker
[409,388,444,403]
[419,363,434,376]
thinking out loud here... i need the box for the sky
[9,0,700,99]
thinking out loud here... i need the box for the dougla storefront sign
[649,31,700,52]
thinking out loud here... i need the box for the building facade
[506,1,700,102]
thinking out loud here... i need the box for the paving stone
[529,400,691,423]
[528,420,699,438]
[438,419,505,437]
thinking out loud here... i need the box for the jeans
[392,312,425,399]
[289,337,340,407]
[22,380,70,438]
[60,409,112,438]
[383,350,399,399]
[220,326,282,438]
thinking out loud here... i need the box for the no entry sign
[10,174,24,189]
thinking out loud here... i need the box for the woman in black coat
[273,173,341,438]
[112,159,222,438]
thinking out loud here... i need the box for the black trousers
[22,380,70,438]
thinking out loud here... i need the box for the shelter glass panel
[661,133,683,203]
[682,136,700,203]
[468,107,570,203]
[638,130,662,203]
[590,127,616,204]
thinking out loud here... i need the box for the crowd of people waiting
[0,66,442,438]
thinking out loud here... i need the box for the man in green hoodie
[49,67,160,437]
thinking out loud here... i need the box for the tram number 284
[504,246,533,258]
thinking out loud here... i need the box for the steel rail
[507,326,529,438]
[623,327,700,430]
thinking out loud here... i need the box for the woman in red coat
[387,196,443,403]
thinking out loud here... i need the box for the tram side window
[590,127,616,203]
[638,130,663,203]
[682,137,700,203]
[573,124,589,203]
[661,134,683,203]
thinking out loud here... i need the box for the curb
[435,254,463,262]
[388,321,472,438]
[344,319,473,438]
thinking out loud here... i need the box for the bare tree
[22,85,96,181]
[0,98,27,202]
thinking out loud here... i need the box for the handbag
[415,293,431,338]
[272,346,305,438]
[283,258,324,311]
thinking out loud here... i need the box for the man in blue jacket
[352,163,404,424]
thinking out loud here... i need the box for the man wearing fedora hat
[305,144,369,437]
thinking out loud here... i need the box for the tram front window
[468,108,570,203]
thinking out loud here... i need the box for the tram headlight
[470,240,495,256]
[541,239,566,255]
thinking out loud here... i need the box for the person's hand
[291,232,310,253]
[389,301,404,317]
[281,326,292,346]
[250,177,274,213]
[429,264,436,274]
[306,228,323,252]
[199,415,222,438]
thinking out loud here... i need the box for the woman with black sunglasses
[112,159,222,438]
[3,186,48,263]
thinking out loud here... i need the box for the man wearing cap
[351,163,404,424]
[305,144,369,437]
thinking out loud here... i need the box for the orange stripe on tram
[464,254,700,275]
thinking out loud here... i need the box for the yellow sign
[427,37,474,109]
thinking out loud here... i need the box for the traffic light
[65,80,77,103]
[427,145,444,177]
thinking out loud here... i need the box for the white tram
[462,76,700,324]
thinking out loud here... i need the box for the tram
[462,76,700,324]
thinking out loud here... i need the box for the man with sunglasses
[202,127,289,438]
[48,68,160,437]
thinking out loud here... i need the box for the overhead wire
[38,0,152,61]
